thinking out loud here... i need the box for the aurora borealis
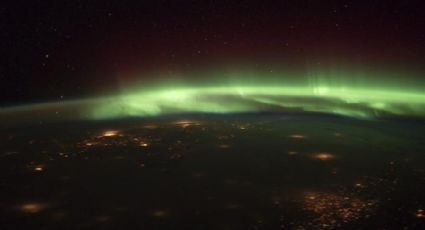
[1,1,425,124]
[1,67,425,125]
[91,68,425,119]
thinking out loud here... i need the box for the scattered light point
[102,130,119,137]
[416,209,425,218]
[288,151,298,155]
[18,202,47,213]
[312,152,335,161]
[289,134,305,139]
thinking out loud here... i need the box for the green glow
[1,67,425,124]
[89,85,425,119]
[88,68,425,119]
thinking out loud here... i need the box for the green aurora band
[1,68,425,124]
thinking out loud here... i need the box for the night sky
[2,0,425,106]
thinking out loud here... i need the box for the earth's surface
[1,114,425,229]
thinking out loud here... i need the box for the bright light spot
[354,183,363,188]
[312,152,335,161]
[32,164,45,172]
[416,209,425,218]
[289,134,305,139]
[18,202,47,213]
[102,130,119,137]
